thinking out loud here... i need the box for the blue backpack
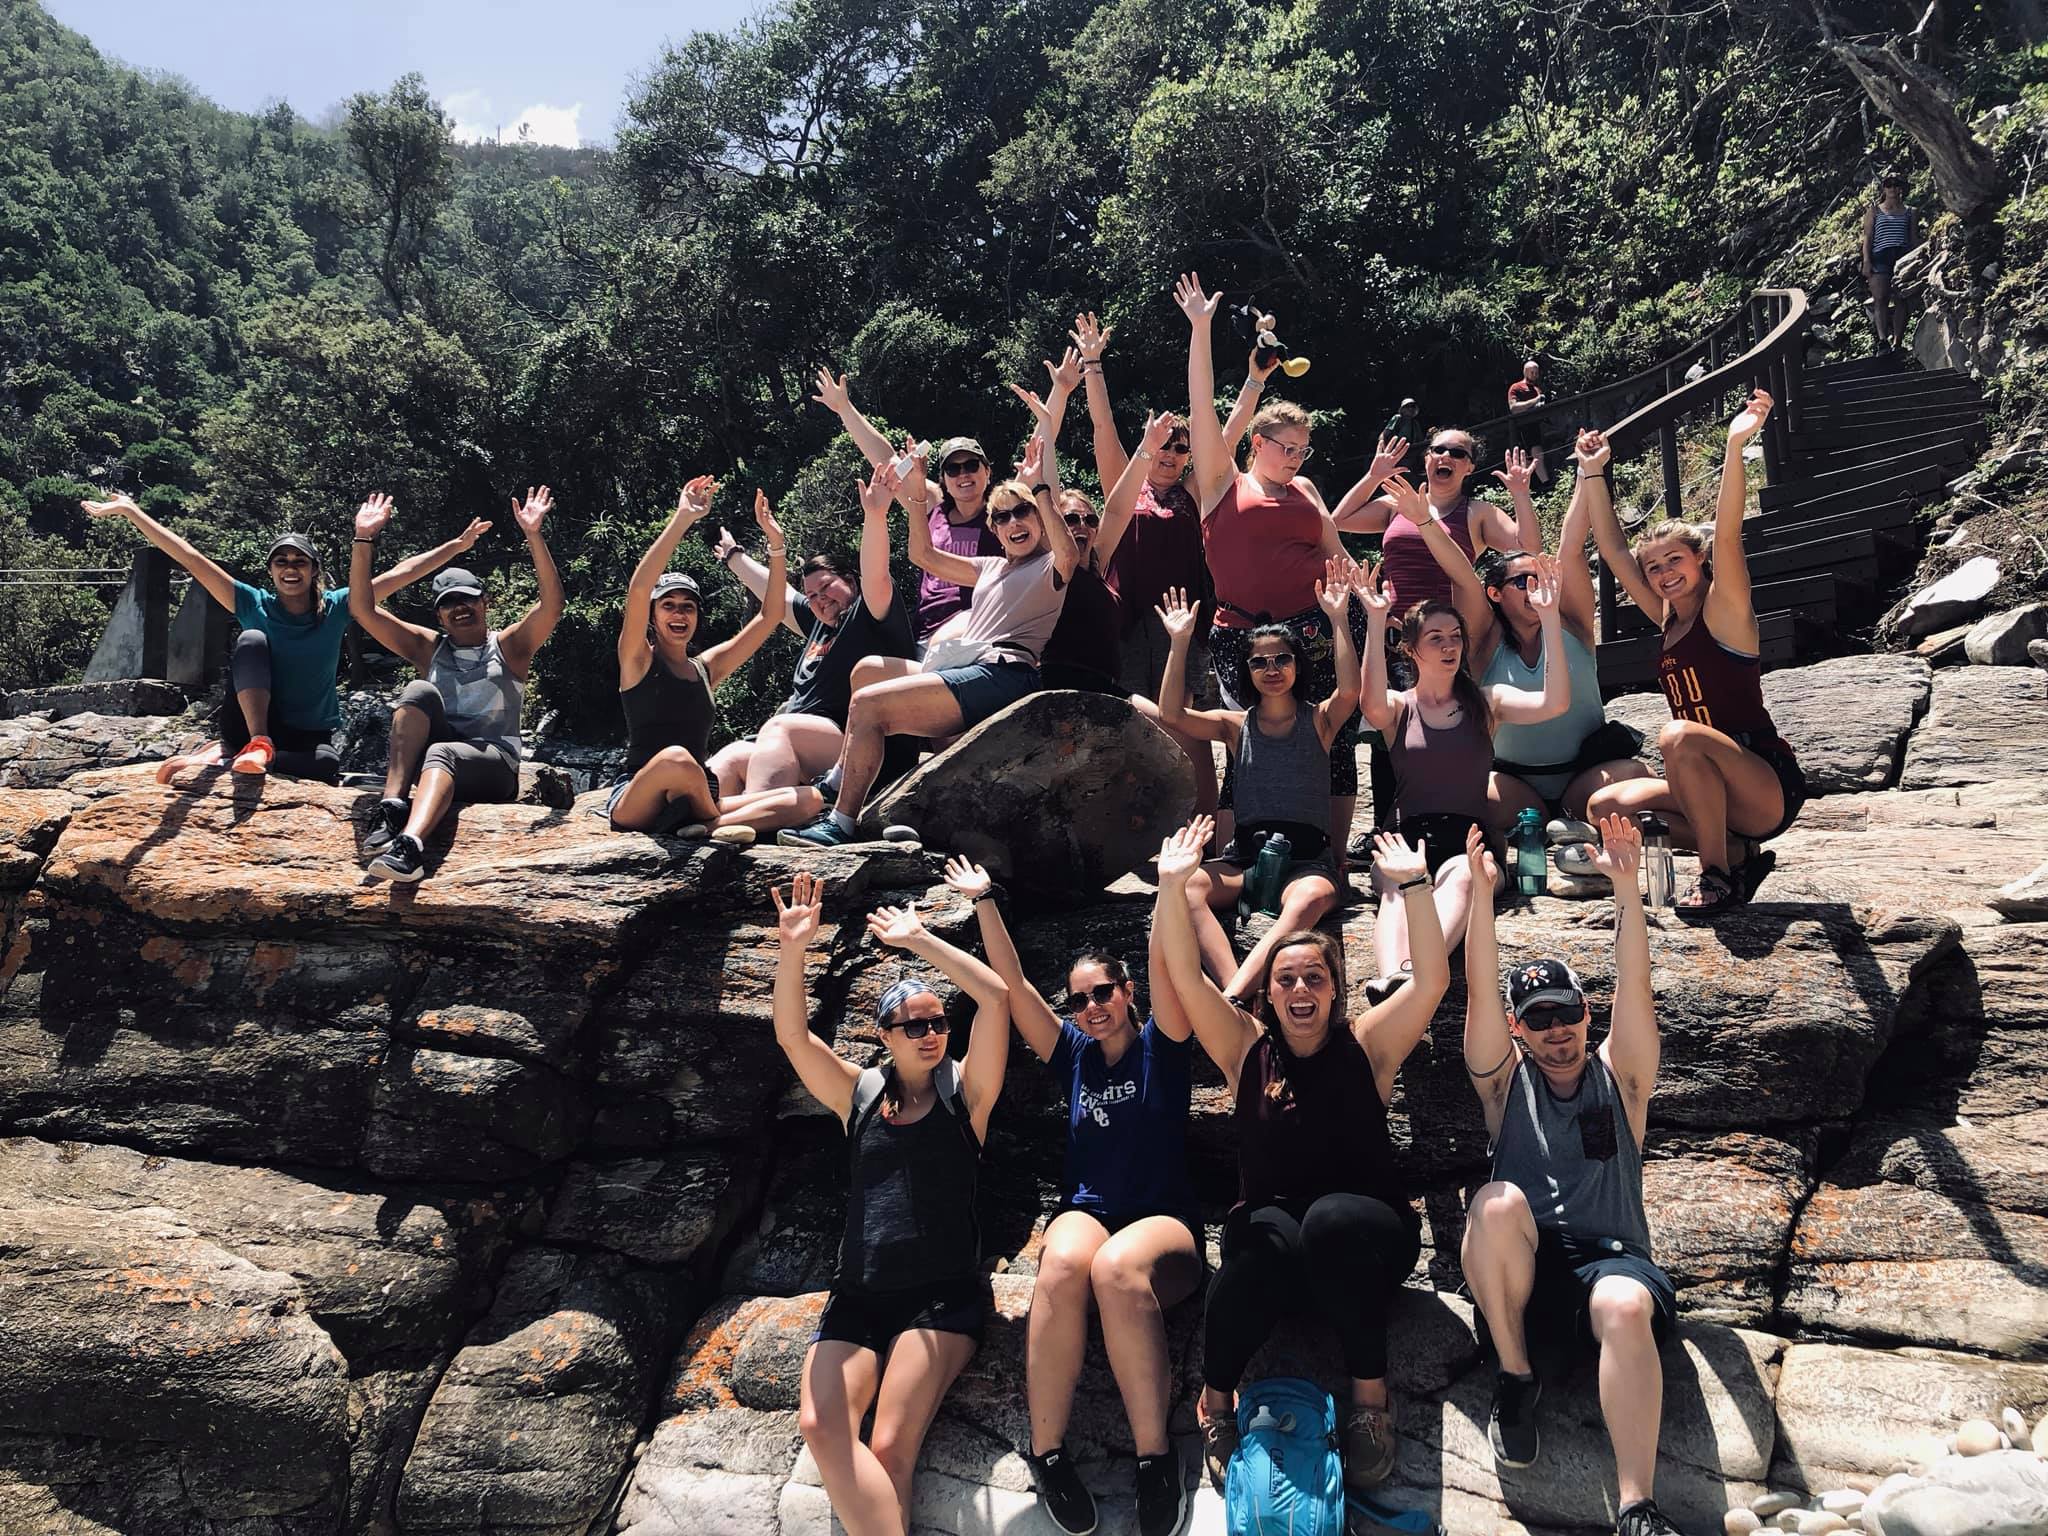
[1225,1377,1345,1536]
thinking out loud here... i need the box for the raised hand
[753,489,785,553]
[866,901,928,949]
[1137,410,1178,456]
[1574,428,1611,475]
[1070,311,1112,362]
[859,462,901,519]
[1174,271,1221,325]
[1315,554,1356,621]
[453,515,493,551]
[80,492,142,520]
[1590,812,1641,881]
[943,854,993,903]
[772,872,826,948]
[1383,471,1428,528]
[1493,446,1535,497]
[1046,345,1082,396]
[712,526,739,563]
[1465,822,1500,895]
[1008,381,1056,430]
[1015,434,1045,485]
[1156,817,1213,887]
[676,474,717,527]
[1153,585,1202,646]
[1246,347,1281,385]
[511,485,553,535]
[1729,387,1774,447]
[896,434,929,508]
[1356,560,1392,624]
[811,367,851,415]
[1525,554,1563,620]
[1368,434,1409,485]
[354,493,395,538]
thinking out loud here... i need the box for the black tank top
[1233,1028,1410,1218]
[837,1083,983,1293]
[620,654,713,775]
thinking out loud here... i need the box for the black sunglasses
[943,458,985,477]
[1248,653,1296,672]
[1062,981,1123,1013]
[1518,1001,1582,1033]
[988,505,1036,527]
[1162,438,1192,454]
[887,1015,952,1039]
[1429,443,1473,461]
[1063,511,1101,528]
[1502,573,1537,591]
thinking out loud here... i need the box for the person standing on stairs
[1862,171,1919,354]
[769,872,1011,1536]
[1583,390,1807,915]
[944,854,1202,1536]
[1457,818,1689,1536]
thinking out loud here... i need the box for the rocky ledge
[0,662,2045,1535]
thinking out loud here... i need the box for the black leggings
[218,631,342,782]
[392,681,520,802]
[1204,1194,1420,1392]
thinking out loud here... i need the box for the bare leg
[1328,793,1356,882]
[836,675,963,819]
[403,766,458,842]
[1486,771,1546,837]
[1560,758,1649,822]
[1431,854,1476,959]
[1027,1212,1110,1456]
[714,784,825,836]
[1225,874,1335,1001]
[383,701,433,800]
[868,1328,979,1525]
[608,746,721,831]
[798,1341,898,1536]
[1649,720,1786,875]
[1588,1278,1664,1508]
[1092,1217,1203,1457]
[744,714,845,794]
[1461,1181,1540,1375]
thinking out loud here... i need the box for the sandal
[1735,848,1777,900]
[1197,1402,1239,1489]
[231,736,276,775]
[1676,866,1743,919]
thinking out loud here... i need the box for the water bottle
[1514,808,1546,898]
[1642,815,1674,909]
[1251,833,1292,915]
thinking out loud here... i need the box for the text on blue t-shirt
[1047,1017,1197,1222]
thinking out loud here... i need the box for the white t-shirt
[922,551,1065,669]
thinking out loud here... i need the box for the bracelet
[974,884,1006,906]
[1396,874,1431,892]
[1080,361,1103,372]
[1031,483,1052,497]
[721,546,741,563]
[1134,449,1154,462]
[766,546,786,558]
[352,536,376,544]
[1242,376,1265,393]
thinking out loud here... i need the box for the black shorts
[1731,733,1807,842]
[1493,718,1647,814]
[1870,247,1904,278]
[1396,811,1481,878]
[813,1275,988,1353]
[1500,1229,1676,1370]
[604,765,721,831]
[1040,661,1125,696]
[1052,1200,1205,1253]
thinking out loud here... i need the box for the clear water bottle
[1251,833,1292,915]
[1514,807,1545,898]
[1642,815,1674,909]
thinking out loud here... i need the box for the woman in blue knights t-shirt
[944,855,1201,1536]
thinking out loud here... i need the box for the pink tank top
[1202,474,1327,628]
[1379,497,1476,619]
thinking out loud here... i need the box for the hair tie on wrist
[1396,874,1430,891]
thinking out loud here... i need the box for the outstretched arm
[1147,894,1193,1043]
[1329,434,1411,531]
[1071,312,1129,488]
[771,874,863,1123]
[1219,349,1280,454]
[1016,434,1081,585]
[904,466,983,589]
[1591,814,1656,1147]
[945,856,1061,1063]
[1312,556,1361,750]
[1554,431,1607,645]
[80,492,241,612]
[701,491,789,687]
[1096,409,1174,571]
[624,478,716,677]
[1459,825,1515,1142]
[811,367,894,470]
[1584,453,1663,625]
[497,486,565,673]
[1487,557,1570,725]
[345,496,440,672]
[867,900,1011,1141]
[1357,570,1402,734]
[1356,832,1452,1094]
[369,516,493,603]
[1152,818,1258,1085]
[1477,447,1541,557]
[1704,388,1770,653]
[1176,273,1233,515]
[1153,588,1238,744]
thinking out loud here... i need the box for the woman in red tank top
[1585,390,1806,915]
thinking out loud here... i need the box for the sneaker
[1488,1370,1542,1469]
[709,824,756,848]
[231,736,275,775]
[1362,974,1410,1007]
[1025,1447,1097,1536]
[366,833,426,884]
[1135,1451,1189,1536]
[1615,1498,1685,1536]
[778,815,852,849]
[1342,1403,1397,1490]
[363,798,410,856]
[1197,1404,1237,1489]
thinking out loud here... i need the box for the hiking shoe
[1197,1404,1238,1489]
[1362,974,1410,1007]
[1615,1498,1686,1536]
[778,815,852,849]
[231,735,275,775]
[1135,1450,1189,1536]
[1343,1403,1397,1490]
[1488,1370,1542,1469]
[1025,1447,1097,1536]
[366,833,426,884]
[363,798,410,856]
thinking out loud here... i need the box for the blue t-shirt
[1048,1017,1197,1221]
[231,581,352,732]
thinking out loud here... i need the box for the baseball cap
[267,533,320,566]
[431,568,485,604]
[1399,397,1419,411]
[934,437,988,466]
[651,572,701,602]
[1505,958,1585,1019]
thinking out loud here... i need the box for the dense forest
[3,0,2045,738]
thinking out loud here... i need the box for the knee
[651,745,705,778]
[797,1397,844,1454]
[1036,1237,1097,1301]
[1588,1278,1656,1340]
[1657,719,1702,758]
[232,629,270,660]
[1088,1245,1152,1306]
[1464,1181,1531,1239]
[394,680,440,716]
[867,1422,916,1479]
[1183,868,1213,905]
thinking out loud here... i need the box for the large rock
[1965,603,2048,665]
[0,678,193,719]
[1901,666,2048,789]
[1865,1450,2048,1536]
[1899,557,2000,638]
[0,708,198,787]
[0,787,72,889]
[1993,861,2048,919]
[869,691,1195,898]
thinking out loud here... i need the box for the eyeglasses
[1429,443,1473,461]
[943,459,985,477]
[1247,654,1296,672]
[1502,573,1537,591]
[988,505,1036,528]
[886,1015,952,1040]
[1063,511,1100,528]
[1518,1001,1582,1033]
[1267,440,1314,463]
[1062,981,1123,1013]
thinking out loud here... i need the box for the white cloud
[440,91,583,148]
[505,102,584,148]
[443,88,495,145]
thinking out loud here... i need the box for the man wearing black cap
[1458,816,1689,1536]
[348,487,563,882]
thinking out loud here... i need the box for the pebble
[2003,1406,2029,1444]
[1774,1513,1801,1532]
[1955,1418,2003,1455]
[1724,1512,1762,1536]
[1752,1493,1804,1519]
[1819,1490,1864,1517]
[1792,1514,1848,1536]
[2035,1410,2048,1454]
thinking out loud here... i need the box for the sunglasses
[1062,981,1123,1013]
[1162,438,1191,455]
[1502,573,1537,591]
[1518,1001,1582,1033]
[1063,511,1101,528]
[1267,440,1314,463]
[886,1015,952,1040]
[1429,443,1473,461]
[943,458,985,477]
[988,505,1036,528]
[1248,653,1296,672]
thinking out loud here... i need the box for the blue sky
[43,0,767,145]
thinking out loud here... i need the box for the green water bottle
[1514,807,1545,898]
[1251,833,1293,915]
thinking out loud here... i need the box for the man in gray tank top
[1457,818,1689,1536]
[348,488,564,883]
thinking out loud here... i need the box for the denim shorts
[935,658,1039,729]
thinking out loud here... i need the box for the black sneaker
[1135,1451,1188,1536]
[366,833,426,884]
[1616,1498,1686,1536]
[363,797,410,856]
[1488,1370,1541,1468]
[1025,1446,1097,1536]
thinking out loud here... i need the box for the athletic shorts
[1052,1200,1205,1253]
[604,765,721,832]
[1870,247,1904,278]
[1396,811,1482,878]
[1730,733,1807,842]
[934,658,1039,729]
[1039,661,1124,696]
[1516,1229,1677,1366]
[1493,718,1648,811]
[813,1275,988,1353]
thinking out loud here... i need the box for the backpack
[1225,1377,1345,1536]
[849,1058,966,1138]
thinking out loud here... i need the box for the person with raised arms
[1153,816,1449,1496]
[1582,390,1805,914]
[942,851,1200,1536]
[347,487,563,882]
[770,871,1010,1536]
[81,490,485,784]
[1358,549,1569,999]
[601,476,788,846]
[1153,561,1360,1004]
[1401,432,1648,851]
[1457,818,1689,1536]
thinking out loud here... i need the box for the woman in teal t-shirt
[82,490,482,783]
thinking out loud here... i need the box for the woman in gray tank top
[1154,559,1360,1005]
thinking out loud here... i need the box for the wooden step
[1748,498,1925,554]
[1746,529,1879,588]
[1760,442,1974,509]
[1798,399,1986,431]
[1787,425,1978,475]
[1758,459,1954,520]
[1808,353,1913,383]
[1598,610,1804,691]
[1791,418,1987,453]
[1803,370,1977,404]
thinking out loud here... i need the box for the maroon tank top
[1234,1028,1406,1214]
[1658,617,1781,743]
[1388,688,1492,820]
[1379,497,1477,617]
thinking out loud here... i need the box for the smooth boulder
[1899,557,2000,638]
[1865,1451,2048,1536]
[1901,667,2048,789]
[1965,603,2048,666]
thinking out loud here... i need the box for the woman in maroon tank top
[1585,390,1807,915]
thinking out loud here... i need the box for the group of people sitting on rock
[83,270,1806,916]
[768,809,1684,1536]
